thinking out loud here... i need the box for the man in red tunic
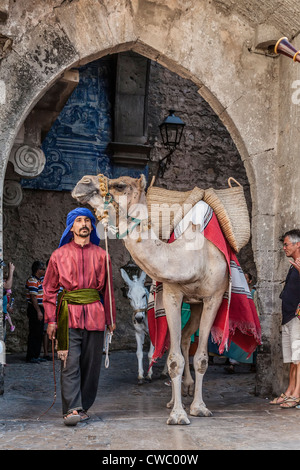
[43,208,116,426]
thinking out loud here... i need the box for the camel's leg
[181,303,202,397]
[163,284,189,425]
[135,326,145,384]
[161,353,169,378]
[146,341,155,381]
[190,292,224,417]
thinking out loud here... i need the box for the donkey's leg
[143,315,155,381]
[146,341,155,381]
[135,325,145,384]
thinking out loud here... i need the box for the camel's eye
[114,183,127,191]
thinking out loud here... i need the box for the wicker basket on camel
[146,177,250,253]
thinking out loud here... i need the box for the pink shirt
[43,240,116,331]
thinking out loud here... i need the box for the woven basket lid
[146,177,250,251]
[203,178,250,252]
[147,186,204,240]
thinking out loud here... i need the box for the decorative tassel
[57,350,68,368]
[104,330,113,368]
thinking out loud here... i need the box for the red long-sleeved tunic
[43,240,116,331]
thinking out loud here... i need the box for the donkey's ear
[120,268,133,286]
[139,174,147,191]
[139,270,146,283]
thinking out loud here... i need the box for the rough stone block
[0,0,9,23]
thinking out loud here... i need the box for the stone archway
[0,0,281,395]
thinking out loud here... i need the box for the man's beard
[74,227,91,238]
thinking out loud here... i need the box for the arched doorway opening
[3,50,256,374]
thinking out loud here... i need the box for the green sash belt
[56,288,100,351]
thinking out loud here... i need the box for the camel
[120,267,154,384]
[72,174,229,425]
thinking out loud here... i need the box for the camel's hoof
[145,376,152,383]
[190,404,213,417]
[167,412,190,425]
[137,378,144,385]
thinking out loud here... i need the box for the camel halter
[97,173,150,240]
[97,174,151,362]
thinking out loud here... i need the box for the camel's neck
[118,187,205,282]
[118,191,149,239]
[122,190,205,284]
[123,190,155,242]
[121,190,168,280]
[123,228,169,282]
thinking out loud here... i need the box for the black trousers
[26,304,44,361]
[60,328,104,416]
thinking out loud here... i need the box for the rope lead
[104,225,114,367]
[37,339,57,420]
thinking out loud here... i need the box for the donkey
[120,267,154,384]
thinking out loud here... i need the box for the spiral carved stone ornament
[3,180,23,207]
[9,144,46,177]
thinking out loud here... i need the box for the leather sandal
[63,410,81,426]
[79,410,90,421]
[269,393,288,405]
[280,397,300,409]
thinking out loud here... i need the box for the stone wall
[270,34,300,393]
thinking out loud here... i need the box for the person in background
[25,261,46,363]
[41,260,51,361]
[3,262,15,341]
[270,229,300,408]
[4,262,15,292]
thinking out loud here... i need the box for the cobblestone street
[0,350,299,451]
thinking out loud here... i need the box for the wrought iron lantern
[157,110,185,177]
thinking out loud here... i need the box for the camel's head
[72,173,148,228]
[71,174,103,209]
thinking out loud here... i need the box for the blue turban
[59,208,100,248]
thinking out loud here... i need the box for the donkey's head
[120,268,148,324]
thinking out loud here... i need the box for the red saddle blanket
[147,209,261,364]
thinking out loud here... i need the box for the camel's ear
[139,174,147,191]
